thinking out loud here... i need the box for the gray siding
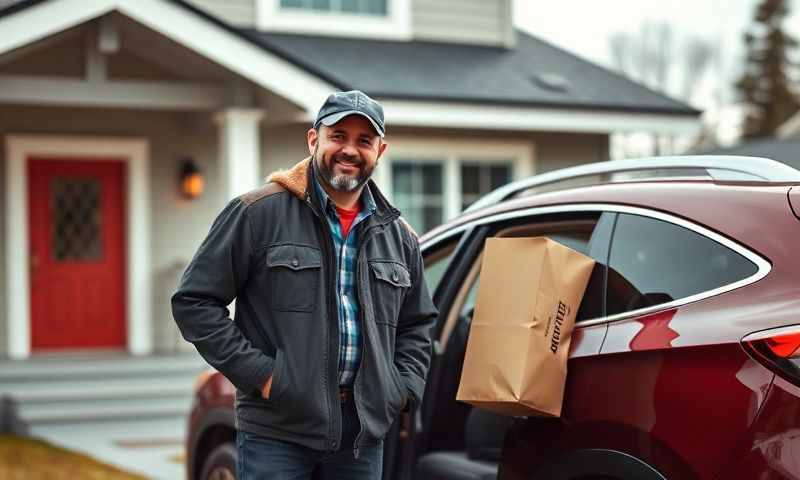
[412,0,514,47]
[183,0,257,26]
[262,124,310,176]
[531,132,610,173]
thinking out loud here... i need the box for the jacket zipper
[308,188,401,458]
[306,194,343,453]
[352,225,375,460]
[352,215,398,459]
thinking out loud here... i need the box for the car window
[606,213,759,316]
[423,235,462,294]
[460,230,597,319]
[448,213,606,337]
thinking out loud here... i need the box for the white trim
[385,136,534,222]
[215,108,265,199]
[4,135,151,359]
[0,0,335,114]
[257,0,411,40]
[0,75,229,111]
[379,100,701,135]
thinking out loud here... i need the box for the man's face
[308,115,387,193]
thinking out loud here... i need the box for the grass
[0,434,147,480]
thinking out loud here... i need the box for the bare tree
[608,21,715,156]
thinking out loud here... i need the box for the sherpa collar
[266,158,411,235]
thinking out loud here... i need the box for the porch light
[180,159,204,200]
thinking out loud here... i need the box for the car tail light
[742,326,800,385]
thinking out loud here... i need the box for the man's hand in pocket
[261,374,273,399]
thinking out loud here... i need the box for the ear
[307,128,319,156]
[376,140,388,160]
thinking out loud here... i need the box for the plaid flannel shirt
[312,171,376,387]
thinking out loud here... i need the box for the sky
[512,0,789,150]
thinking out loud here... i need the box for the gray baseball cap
[314,90,385,137]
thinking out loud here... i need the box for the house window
[280,0,387,15]
[391,161,444,234]
[461,162,513,211]
[379,138,532,234]
[259,0,410,40]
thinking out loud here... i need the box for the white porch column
[215,108,265,198]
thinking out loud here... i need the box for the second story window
[280,0,387,16]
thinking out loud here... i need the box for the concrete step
[0,353,208,382]
[0,353,210,429]
[1,375,196,403]
[19,394,193,425]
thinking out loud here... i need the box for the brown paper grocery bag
[456,237,595,417]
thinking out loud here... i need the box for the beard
[313,144,375,193]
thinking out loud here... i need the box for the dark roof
[1,0,699,116]
[242,30,700,115]
[700,137,800,170]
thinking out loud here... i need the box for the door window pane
[52,177,102,261]
[607,214,759,315]
[461,162,513,211]
[392,161,444,234]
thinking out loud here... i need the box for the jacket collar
[267,157,401,225]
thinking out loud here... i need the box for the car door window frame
[423,203,771,329]
[431,212,607,353]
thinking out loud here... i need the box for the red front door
[28,158,127,351]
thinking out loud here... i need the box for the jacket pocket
[266,348,287,402]
[267,243,321,312]
[388,365,407,413]
[369,260,411,326]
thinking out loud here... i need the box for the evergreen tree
[736,0,800,138]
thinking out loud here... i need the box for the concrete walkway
[31,416,187,480]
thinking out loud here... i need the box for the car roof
[422,179,796,260]
[463,155,800,215]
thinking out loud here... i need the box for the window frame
[604,212,762,318]
[258,0,411,40]
[460,161,515,212]
[375,137,534,231]
[390,160,446,235]
[421,203,771,329]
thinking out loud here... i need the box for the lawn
[0,434,147,480]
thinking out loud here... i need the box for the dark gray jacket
[171,158,438,456]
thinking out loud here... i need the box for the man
[172,90,438,479]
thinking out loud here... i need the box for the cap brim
[318,111,385,137]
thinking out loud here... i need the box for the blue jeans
[236,398,384,480]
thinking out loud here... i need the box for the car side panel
[597,306,774,479]
[718,376,800,479]
[499,301,775,480]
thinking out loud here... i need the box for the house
[0,0,700,360]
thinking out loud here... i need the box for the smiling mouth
[335,158,360,169]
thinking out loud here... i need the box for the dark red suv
[186,156,800,480]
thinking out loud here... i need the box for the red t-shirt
[336,203,361,238]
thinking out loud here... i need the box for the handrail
[465,155,800,213]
